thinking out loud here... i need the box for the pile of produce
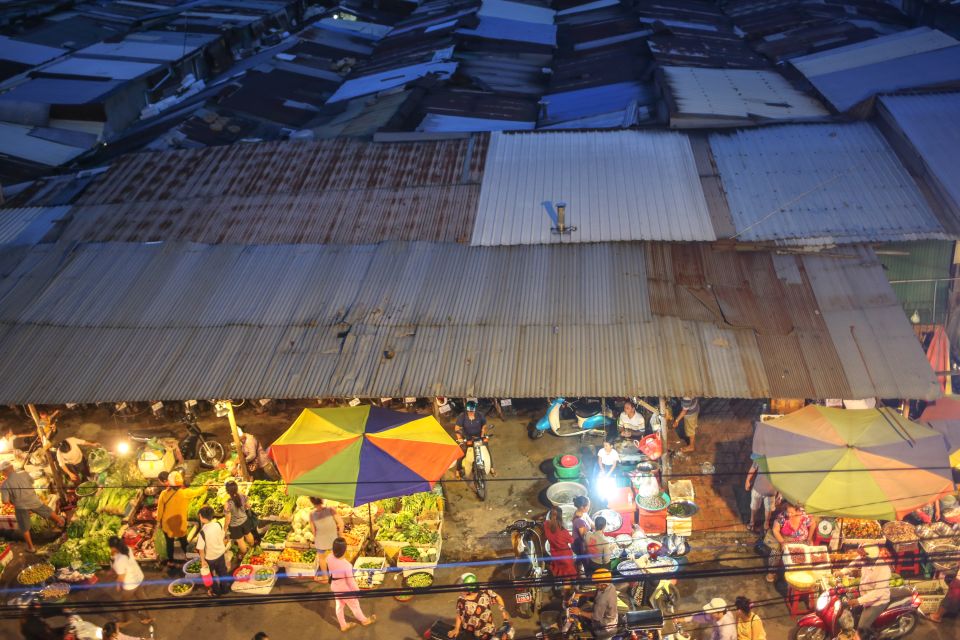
[18,563,54,585]
[636,494,668,511]
[169,580,193,596]
[262,524,291,547]
[355,560,385,589]
[125,522,157,561]
[406,572,433,589]
[55,566,97,583]
[883,521,918,543]
[75,481,98,497]
[343,523,369,548]
[247,481,296,520]
[39,582,70,602]
[400,492,442,519]
[184,559,203,574]
[73,495,99,520]
[839,519,882,539]
[375,512,438,545]
[1,502,14,515]
[105,460,148,489]
[53,514,123,567]
[87,448,113,474]
[286,502,314,546]
[398,546,421,563]
[278,547,317,565]
[890,573,906,588]
[243,546,280,567]
[96,487,141,516]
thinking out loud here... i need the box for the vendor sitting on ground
[765,502,815,582]
[55,436,97,484]
[617,401,645,440]
[597,441,620,478]
[585,516,618,572]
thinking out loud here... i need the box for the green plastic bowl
[553,455,582,479]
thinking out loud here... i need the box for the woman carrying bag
[223,480,257,555]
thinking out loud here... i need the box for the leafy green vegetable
[262,525,291,544]
[375,512,439,545]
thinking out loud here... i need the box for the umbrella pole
[365,502,376,555]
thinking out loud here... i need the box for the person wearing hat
[688,597,736,640]
[156,470,213,568]
[569,568,619,639]
[842,544,891,636]
[0,459,65,552]
[447,572,509,640]
[454,401,494,479]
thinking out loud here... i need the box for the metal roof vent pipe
[551,201,576,235]
[538,98,549,121]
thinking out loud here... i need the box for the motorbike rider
[839,544,890,638]
[447,573,511,640]
[568,569,619,639]
[454,402,494,479]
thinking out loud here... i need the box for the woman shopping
[734,596,766,640]
[571,495,594,577]
[223,480,257,555]
[157,471,212,569]
[108,536,153,631]
[543,506,576,582]
[310,497,344,584]
[765,502,816,582]
[327,537,377,632]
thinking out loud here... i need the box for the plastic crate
[907,578,948,615]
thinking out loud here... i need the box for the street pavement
[0,401,955,639]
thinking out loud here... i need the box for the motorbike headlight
[816,591,830,612]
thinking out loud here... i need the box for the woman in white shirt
[108,536,153,629]
[597,441,620,477]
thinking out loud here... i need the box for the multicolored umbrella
[920,398,960,470]
[270,406,462,506]
[753,405,953,520]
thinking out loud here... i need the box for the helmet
[465,401,478,412]
[592,568,612,583]
[459,572,479,590]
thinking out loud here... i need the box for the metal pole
[932,280,938,327]
[27,404,66,503]
[223,401,250,481]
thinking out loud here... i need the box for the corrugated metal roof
[470,131,716,246]
[58,136,488,244]
[457,16,557,46]
[538,81,655,128]
[791,27,957,79]
[878,93,960,223]
[0,122,90,166]
[709,123,948,245]
[327,57,458,103]
[0,36,66,65]
[418,114,535,132]
[806,46,960,113]
[38,56,162,80]
[0,241,936,402]
[0,77,124,104]
[661,66,830,128]
[477,0,555,24]
[0,206,70,245]
[800,245,938,400]
[75,31,218,62]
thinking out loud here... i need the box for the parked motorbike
[128,412,225,469]
[794,575,920,640]
[505,518,547,618]
[531,398,616,439]
[461,428,493,500]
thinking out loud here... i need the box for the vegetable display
[406,572,433,588]
[262,524,291,545]
[1,502,14,515]
[184,560,202,574]
[18,563,55,585]
[247,481,296,519]
[87,448,113,474]
[375,512,438,545]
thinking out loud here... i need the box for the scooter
[531,398,616,439]
[461,432,492,500]
[795,575,921,640]
[128,412,225,469]
[505,518,547,619]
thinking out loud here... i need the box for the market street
[1,400,955,639]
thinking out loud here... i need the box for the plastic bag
[637,434,662,460]
[200,564,213,588]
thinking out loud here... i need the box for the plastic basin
[546,481,588,507]
[553,456,582,479]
